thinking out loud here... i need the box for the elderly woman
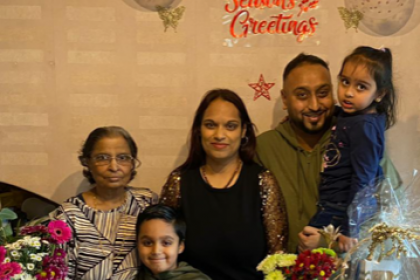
[160,89,288,280]
[51,126,157,280]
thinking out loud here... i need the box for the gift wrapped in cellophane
[337,172,420,280]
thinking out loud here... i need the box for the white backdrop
[0,0,419,202]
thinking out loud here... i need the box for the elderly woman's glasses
[90,154,139,166]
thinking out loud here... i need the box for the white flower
[30,253,45,261]
[29,240,41,248]
[4,257,11,263]
[9,242,20,249]
[11,273,23,280]
[12,273,36,280]
[11,250,21,259]
[24,236,32,240]
[42,240,49,245]
[26,263,35,270]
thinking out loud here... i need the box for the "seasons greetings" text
[225,0,319,42]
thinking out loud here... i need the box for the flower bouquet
[0,220,72,280]
[257,248,337,280]
[257,224,344,280]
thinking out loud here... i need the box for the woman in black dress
[160,89,288,280]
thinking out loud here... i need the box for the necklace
[201,160,242,189]
[92,192,127,261]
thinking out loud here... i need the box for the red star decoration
[248,74,275,101]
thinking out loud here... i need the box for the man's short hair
[283,53,330,82]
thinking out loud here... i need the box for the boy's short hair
[136,204,186,242]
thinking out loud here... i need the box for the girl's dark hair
[78,126,138,184]
[339,46,397,129]
[136,204,186,242]
[176,88,257,172]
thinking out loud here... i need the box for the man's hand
[338,235,358,253]
[298,226,322,252]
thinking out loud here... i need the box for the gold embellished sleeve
[159,171,182,209]
[259,170,289,253]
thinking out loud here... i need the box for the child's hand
[338,235,357,252]
[298,226,323,252]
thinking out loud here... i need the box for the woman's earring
[241,136,249,146]
[375,98,382,102]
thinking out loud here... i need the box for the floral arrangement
[257,248,337,280]
[0,220,72,280]
[257,225,342,280]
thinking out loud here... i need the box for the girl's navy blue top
[319,110,385,205]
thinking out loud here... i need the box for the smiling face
[137,219,185,275]
[281,63,335,135]
[87,136,133,190]
[338,62,381,114]
[200,98,246,164]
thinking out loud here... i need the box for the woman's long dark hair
[176,89,257,172]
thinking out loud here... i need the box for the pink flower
[48,221,72,244]
[35,270,49,280]
[20,225,48,235]
[42,256,66,270]
[0,262,22,280]
[53,249,66,260]
[45,266,63,280]
[0,247,6,263]
[36,266,63,280]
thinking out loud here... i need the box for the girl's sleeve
[343,120,384,235]
[348,120,384,202]
[49,206,77,279]
[159,171,182,209]
[259,170,289,253]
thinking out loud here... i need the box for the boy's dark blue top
[319,110,385,206]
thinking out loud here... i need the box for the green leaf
[3,224,12,236]
[0,208,18,220]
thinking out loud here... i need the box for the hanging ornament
[248,74,275,101]
[338,7,363,32]
[156,5,186,32]
[344,0,415,36]
[135,0,178,11]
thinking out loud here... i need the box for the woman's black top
[179,162,266,280]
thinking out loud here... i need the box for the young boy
[136,204,211,280]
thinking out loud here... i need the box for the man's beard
[293,114,332,135]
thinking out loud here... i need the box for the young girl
[308,46,397,252]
